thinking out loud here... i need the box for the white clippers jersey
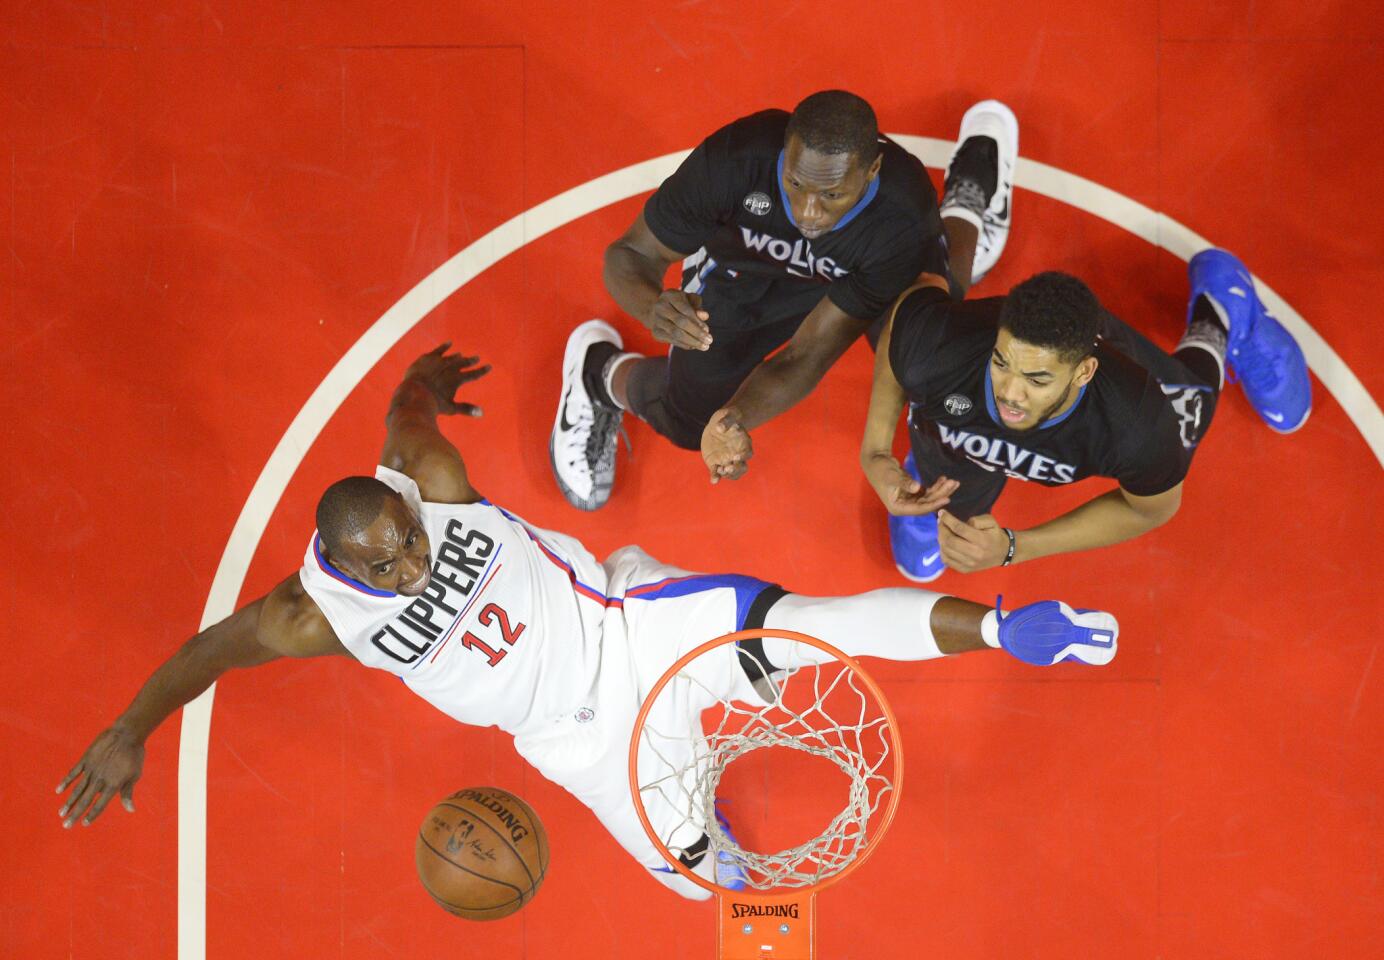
[297,466,608,736]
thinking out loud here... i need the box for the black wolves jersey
[889,289,1191,496]
[644,109,946,325]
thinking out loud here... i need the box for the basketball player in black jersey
[861,248,1311,580]
[549,91,1018,509]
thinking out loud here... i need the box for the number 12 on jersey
[460,603,526,667]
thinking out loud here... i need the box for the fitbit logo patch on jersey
[739,228,848,280]
[943,393,973,416]
[742,191,772,216]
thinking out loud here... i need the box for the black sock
[1177,294,1228,391]
[1191,294,1229,335]
[1168,298,1225,446]
[1171,346,1224,394]
[943,136,999,206]
[581,341,622,408]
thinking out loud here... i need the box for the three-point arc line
[177,137,1384,960]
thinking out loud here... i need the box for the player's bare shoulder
[259,574,349,658]
[384,447,481,506]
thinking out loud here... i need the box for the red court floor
[4,3,1381,958]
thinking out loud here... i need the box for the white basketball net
[636,641,897,891]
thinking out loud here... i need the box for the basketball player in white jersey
[58,344,1120,900]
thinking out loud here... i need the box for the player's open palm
[864,455,957,515]
[403,343,491,416]
[57,726,145,827]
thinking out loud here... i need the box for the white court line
[177,141,1384,959]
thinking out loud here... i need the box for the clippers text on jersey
[370,520,496,664]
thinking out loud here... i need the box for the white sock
[980,608,1001,648]
[761,589,946,666]
[602,352,641,411]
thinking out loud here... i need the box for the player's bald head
[316,476,398,554]
[786,90,880,168]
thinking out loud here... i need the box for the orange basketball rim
[628,628,906,960]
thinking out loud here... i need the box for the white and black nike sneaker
[940,99,1019,283]
[551,319,624,510]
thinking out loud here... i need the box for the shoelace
[560,408,593,468]
[584,404,628,471]
[979,215,1003,251]
[942,178,988,219]
[1228,317,1283,394]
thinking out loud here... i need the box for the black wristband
[1001,527,1017,566]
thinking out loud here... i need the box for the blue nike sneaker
[1187,249,1311,433]
[713,803,748,892]
[888,452,945,583]
[996,597,1118,666]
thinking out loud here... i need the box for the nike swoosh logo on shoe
[558,387,578,432]
[921,551,941,566]
[1264,410,1286,423]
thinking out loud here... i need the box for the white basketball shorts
[512,545,777,900]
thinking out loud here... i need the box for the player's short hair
[999,272,1103,364]
[316,476,396,553]
[785,90,880,166]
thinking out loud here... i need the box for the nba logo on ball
[944,393,973,416]
[416,787,550,921]
[743,192,772,215]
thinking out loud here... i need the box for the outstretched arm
[380,344,491,505]
[700,296,867,482]
[56,574,344,828]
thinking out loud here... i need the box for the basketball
[415,787,550,920]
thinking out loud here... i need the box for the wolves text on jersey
[370,519,496,664]
[739,227,847,280]
[936,424,1079,483]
